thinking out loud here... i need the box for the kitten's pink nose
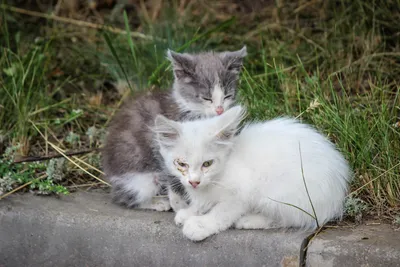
[189,181,200,188]
[216,106,224,115]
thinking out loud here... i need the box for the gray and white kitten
[102,47,247,211]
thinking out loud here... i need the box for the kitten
[102,47,247,211]
[154,105,352,241]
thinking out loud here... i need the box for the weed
[0,171,14,195]
[86,126,106,148]
[344,196,369,223]
[30,178,69,196]
[46,158,66,182]
[0,157,69,197]
[65,131,80,148]
[0,144,68,196]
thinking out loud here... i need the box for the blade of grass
[123,10,138,70]
[299,142,320,228]
[28,98,71,117]
[267,197,317,220]
[1,1,10,49]
[103,32,133,92]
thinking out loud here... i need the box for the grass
[0,0,399,222]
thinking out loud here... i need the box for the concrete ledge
[307,223,400,267]
[0,191,306,267]
[2,191,399,267]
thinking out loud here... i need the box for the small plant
[30,178,69,196]
[3,143,21,161]
[87,153,101,168]
[46,158,66,182]
[65,131,80,148]
[344,196,369,223]
[0,172,14,195]
[0,145,69,197]
[86,126,107,147]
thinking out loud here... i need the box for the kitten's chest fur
[102,89,188,177]
[190,185,232,212]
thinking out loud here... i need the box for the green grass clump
[0,16,71,196]
[239,62,399,213]
[1,40,53,155]
[0,144,68,196]
[0,0,399,220]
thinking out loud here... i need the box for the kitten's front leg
[169,189,188,212]
[167,179,189,212]
[182,200,245,241]
[174,205,200,226]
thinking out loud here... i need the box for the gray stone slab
[306,223,400,267]
[0,191,307,267]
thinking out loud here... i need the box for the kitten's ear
[220,46,247,74]
[214,105,247,143]
[167,50,195,83]
[153,115,181,148]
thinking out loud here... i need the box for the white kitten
[154,106,352,241]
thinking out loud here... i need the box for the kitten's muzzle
[189,180,200,188]
[216,106,224,115]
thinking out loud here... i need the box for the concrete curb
[0,191,399,267]
[0,191,306,267]
[306,223,400,267]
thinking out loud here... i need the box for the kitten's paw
[174,208,194,226]
[234,214,274,229]
[152,199,172,212]
[182,216,216,241]
[139,197,171,211]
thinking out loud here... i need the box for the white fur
[234,214,275,229]
[168,188,189,211]
[155,106,352,241]
[211,83,224,109]
[111,172,171,211]
[139,197,171,211]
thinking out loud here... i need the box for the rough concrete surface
[307,223,400,267]
[0,191,307,267]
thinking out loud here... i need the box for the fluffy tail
[109,172,161,208]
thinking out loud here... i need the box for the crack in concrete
[299,230,319,267]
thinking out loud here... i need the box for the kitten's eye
[202,97,213,103]
[178,162,187,168]
[202,160,214,168]
[224,95,233,100]
[174,159,188,169]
